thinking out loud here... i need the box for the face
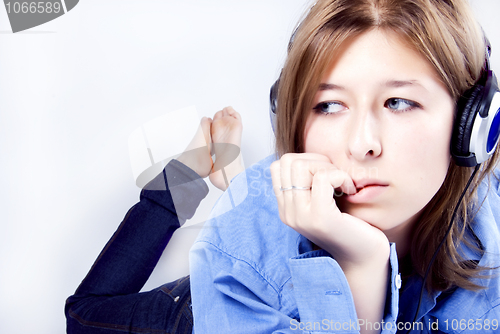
[303,29,454,245]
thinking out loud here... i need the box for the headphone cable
[405,164,480,333]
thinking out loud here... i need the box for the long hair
[275,0,500,292]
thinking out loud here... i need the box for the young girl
[190,0,500,333]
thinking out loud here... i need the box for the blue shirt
[190,155,500,333]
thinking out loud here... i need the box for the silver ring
[280,186,311,191]
[291,186,311,190]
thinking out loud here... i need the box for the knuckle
[327,168,345,182]
[291,159,309,176]
[314,169,329,183]
[270,161,280,174]
[280,153,297,166]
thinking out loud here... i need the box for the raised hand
[270,153,390,334]
[270,153,390,269]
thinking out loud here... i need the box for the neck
[383,215,419,259]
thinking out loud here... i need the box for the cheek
[392,114,453,201]
[410,117,452,166]
[304,114,344,155]
[398,129,450,172]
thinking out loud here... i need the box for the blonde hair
[275,0,500,292]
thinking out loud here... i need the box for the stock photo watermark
[3,0,79,33]
[290,318,499,332]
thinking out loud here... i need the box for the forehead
[320,28,442,87]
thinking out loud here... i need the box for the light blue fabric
[190,155,500,333]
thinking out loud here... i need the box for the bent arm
[66,159,208,333]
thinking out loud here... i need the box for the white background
[0,1,499,333]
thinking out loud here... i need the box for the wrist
[333,240,390,274]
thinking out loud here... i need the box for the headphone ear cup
[452,84,484,159]
[269,78,280,133]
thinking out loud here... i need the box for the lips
[344,179,389,203]
[353,179,389,190]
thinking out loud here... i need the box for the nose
[347,110,382,161]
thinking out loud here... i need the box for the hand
[271,153,391,333]
[270,153,390,272]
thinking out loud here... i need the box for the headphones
[452,42,500,166]
[269,37,500,167]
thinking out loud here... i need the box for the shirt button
[395,274,402,289]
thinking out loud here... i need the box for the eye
[313,101,346,115]
[384,98,421,112]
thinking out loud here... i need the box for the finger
[281,154,355,196]
[278,153,295,190]
[278,153,339,225]
[270,160,285,221]
[279,154,300,216]
[270,160,282,198]
[282,155,331,225]
[301,161,356,196]
[311,167,354,209]
[290,159,337,187]
[324,167,356,196]
[289,158,315,205]
[278,154,305,226]
[279,153,331,186]
[337,172,356,195]
[289,159,349,212]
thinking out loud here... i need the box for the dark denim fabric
[66,160,208,334]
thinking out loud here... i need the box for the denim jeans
[65,160,209,334]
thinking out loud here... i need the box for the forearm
[69,198,179,298]
[70,160,208,297]
[66,160,208,331]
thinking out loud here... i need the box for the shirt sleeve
[286,244,399,334]
[190,241,400,334]
[190,240,300,334]
[66,159,208,333]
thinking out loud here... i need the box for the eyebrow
[318,80,424,91]
[318,83,345,91]
[384,80,420,88]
